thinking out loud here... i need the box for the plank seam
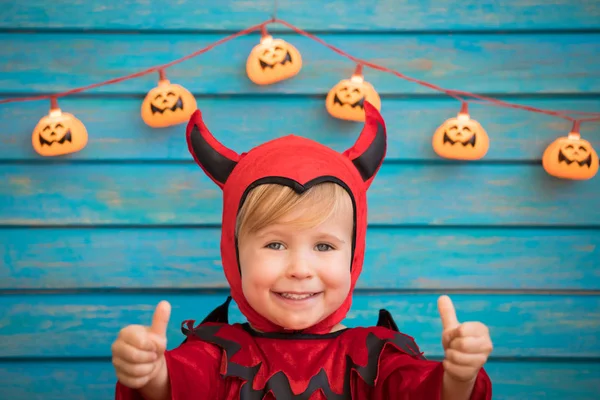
[2,28,600,35]
[1,224,598,230]
[1,288,599,295]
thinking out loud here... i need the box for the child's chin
[275,315,321,331]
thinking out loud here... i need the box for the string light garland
[246,24,302,85]
[0,18,598,179]
[141,69,197,128]
[325,63,381,122]
[432,102,489,161]
[542,121,599,180]
[31,96,88,157]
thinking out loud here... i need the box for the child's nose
[286,256,314,279]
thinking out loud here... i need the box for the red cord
[0,18,599,124]
[273,19,600,123]
[0,21,267,105]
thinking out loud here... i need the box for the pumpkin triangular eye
[566,145,574,149]
[579,146,588,152]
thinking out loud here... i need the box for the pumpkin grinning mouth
[443,132,476,147]
[558,150,593,167]
[333,94,365,109]
[259,51,293,69]
[150,97,184,114]
[39,129,72,146]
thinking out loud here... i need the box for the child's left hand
[437,295,493,383]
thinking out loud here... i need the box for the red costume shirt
[115,102,492,399]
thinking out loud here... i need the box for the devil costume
[115,102,492,399]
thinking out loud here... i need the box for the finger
[120,327,157,352]
[449,336,493,354]
[148,331,168,354]
[116,372,153,390]
[438,295,460,331]
[150,300,171,338]
[454,321,490,338]
[442,360,479,383]
[112,357,157,378]
[442,326,461,349]
[112,340,158,364]
[445,348,488,368]
[443,321,489,348]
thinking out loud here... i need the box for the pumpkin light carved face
[432,113,489,160]
[542,133,598,180]
[246,35,302,85]
[325,74,381,122]
[141,79,197,128]
[32,108,88,156]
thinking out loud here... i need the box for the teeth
[279,292,314,300]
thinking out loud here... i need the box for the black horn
[342,101,387,188]
[186,109,240,189]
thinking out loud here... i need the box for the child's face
[238,198,353,332]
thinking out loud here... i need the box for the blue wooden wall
[1,1,599,398]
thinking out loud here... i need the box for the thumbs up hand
[438,295,493,383]
[111,301,171,389]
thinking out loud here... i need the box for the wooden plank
[1,360,598,400]
[1,97,598,161]
[1,294,598,358]
[2,0,599,31]
[2,33,599,95]
[1,227,598,290]
[1,164,599,226]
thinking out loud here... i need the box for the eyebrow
[256,229,346,244]
[315,233,346,244]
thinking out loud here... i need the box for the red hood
[186,102,387,334]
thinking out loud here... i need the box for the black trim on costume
[240,322,350,339]
[351,120,386,182]
[235,175,358,274]
[376,309,399,332]
[189,125,238,185]
[184,320,426,400]
[200,296,232,324]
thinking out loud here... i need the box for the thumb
[437,295,460,330]
[150,300,171,339]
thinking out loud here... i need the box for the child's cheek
[320,260,352,291]
[243,250,287,288]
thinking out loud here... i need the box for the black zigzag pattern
[182,322,426,400]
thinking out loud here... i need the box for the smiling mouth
[273,292,321,300]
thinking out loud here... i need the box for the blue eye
[266,243,284,250]
[315,243,333,252]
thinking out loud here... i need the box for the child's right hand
[111,300,171,390]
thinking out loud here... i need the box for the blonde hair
[236,182,352,240]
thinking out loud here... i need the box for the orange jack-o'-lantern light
[246,25,302,85]
[31,96,88,157]
[325,64,381,122]
[542,121,598,180]
[432,102,489,160]
[141,69,197,128]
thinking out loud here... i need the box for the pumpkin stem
[571,120,581,134]
[353,64,364,78]
[49,96,59,110]
[158,68,167,81]
[459,101,469,115]
[261,24,269,38]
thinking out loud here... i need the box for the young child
[112,102,493,399]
